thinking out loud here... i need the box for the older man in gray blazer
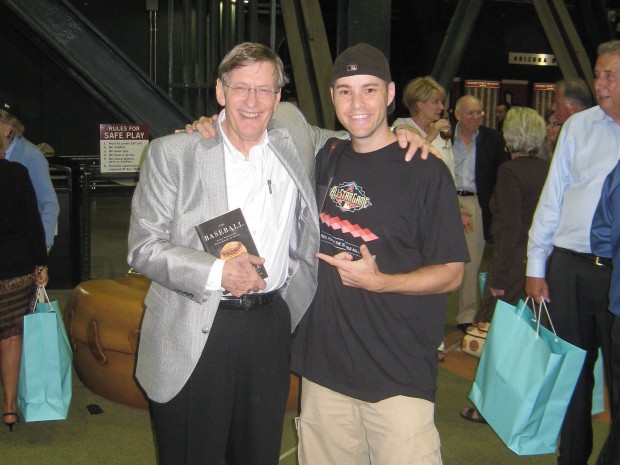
[128,42,341,465]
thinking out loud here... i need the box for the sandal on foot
[460,408,487,424]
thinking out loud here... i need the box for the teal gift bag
[592,348,605,415]
[18,287,73,422]
[478,271,487,296]
[469,299,586,456]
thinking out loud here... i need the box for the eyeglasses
[464,110,485,118]
[547,121,562,128]
[223,83,280,99]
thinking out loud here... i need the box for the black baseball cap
[332,43,395,114]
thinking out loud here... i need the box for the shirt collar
[454,123,479,144]
[218,109,270,160]
[4,138,16,160]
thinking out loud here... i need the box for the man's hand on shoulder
[176,115,219,138]
[393,125,438,162]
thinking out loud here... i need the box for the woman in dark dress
[461,106,549,423]
[0,145,49,430]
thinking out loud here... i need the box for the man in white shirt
[526,40,620,465]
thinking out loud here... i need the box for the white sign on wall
[99,124,149,173]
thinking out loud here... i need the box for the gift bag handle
[33,285,55,314]
[518,297,559,340]
[536,300,558,340]
[517,296,538,321]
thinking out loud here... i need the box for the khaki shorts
[296,378,442,465]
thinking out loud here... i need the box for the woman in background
[393,76,455,178]
[0,141,49,431]
[0,104,59,251]
[541,107,561,161]
[461,107,549,423]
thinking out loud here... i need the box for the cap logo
[346,64,358,72]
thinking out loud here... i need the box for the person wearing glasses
[542,108,562,161]
[128,42,427,465]
[451,95,508,333]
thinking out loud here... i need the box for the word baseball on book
[195,208,268,278]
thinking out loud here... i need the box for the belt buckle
[594,256,608,267]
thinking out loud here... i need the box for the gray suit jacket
[127,103,340,403]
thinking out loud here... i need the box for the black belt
[219,291,278,310]
[555,247,612,268]
[456,190,477,196]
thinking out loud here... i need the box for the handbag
[17,286,73,422]
[468,299,587,456]
[461,323,489,358]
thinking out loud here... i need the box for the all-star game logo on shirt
[329,181,372,212]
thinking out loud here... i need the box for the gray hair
[218,42,289,89]
[502,107,546,157]
[454,95,480,113]
[598,40,620,57]
[556,78,592,110]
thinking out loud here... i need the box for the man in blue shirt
[0,104,59,249]
[452,96,506,330]
[527,40,620,464]
[591,162,620,465]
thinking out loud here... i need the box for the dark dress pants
[150,295,292,465]
[597,315,620,465]
[546,248,613,465]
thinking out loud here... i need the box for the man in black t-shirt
[291,43,469,465]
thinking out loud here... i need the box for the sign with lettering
[509,53,557,67]
[533,83,557,92]
[99,124,149,173]
[464,80,501,89]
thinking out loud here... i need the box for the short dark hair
[497,101,511,110]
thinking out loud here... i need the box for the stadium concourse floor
[0,194,609,464]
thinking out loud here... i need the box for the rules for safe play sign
[99,124,149,173]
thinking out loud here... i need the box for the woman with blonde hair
[393,76,455,177]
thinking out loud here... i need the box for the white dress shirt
[206,110,297,292]
[527,105,620,278]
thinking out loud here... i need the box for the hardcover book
[195,208,268,278]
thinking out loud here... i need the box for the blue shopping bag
[478,271,487,297]
[469,299,586,456]
[592,348,605,415]
[17,287,73,422]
